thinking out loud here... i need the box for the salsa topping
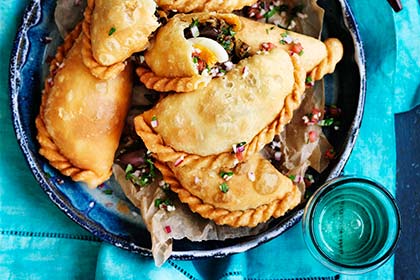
[244,1,307,30]
[124,153,156,187]
[155,198,176,211]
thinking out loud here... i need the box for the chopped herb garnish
[193,56,199,64]
[305,76,313,84]
[222,26,236,37]
[190,18,199,28]
[220,171,234,180]
[108,27,116,36]
[289,175,296,181]
[298,50,304,56]
[145,158,156,178]
[151,116,158,127]
[219,182,229,193]
[124,155,157,187]
[159,180,171,191]
[280,32,291,45]
[264,7,279,20]
[237,141,246,147]
[154,198,162,208]
[154,198,175,211]
[103,189,113,195]
[318,118,335,127]
[125,164,134,179]
[304,173,315,187]
[221,39,233,51]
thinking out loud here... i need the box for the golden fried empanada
[156,0,258,13]
[154,155,302,227]
[236,17,343,77]
[82,0,159,79]
[140,48,299,157]
[139,13,241,92]
[170,153,296,211]
[36,25,133,188]
[134,47,307,227]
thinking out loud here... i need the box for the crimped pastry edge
[35,23,111,188]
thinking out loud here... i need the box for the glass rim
[303,176,402,271]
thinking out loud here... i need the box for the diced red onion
[174,155,185,167]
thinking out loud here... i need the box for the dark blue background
[395,105,420,278]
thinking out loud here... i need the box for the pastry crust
[134,48,306,227]
[155,160,301,227]
[139,13,241,92]
[136,66,211,93]
[36,25,133,188]
[236,17,343,75]
[156,0,258,13]
[82,0,159,79]
[140,48,297,156]
[169,153,294,211]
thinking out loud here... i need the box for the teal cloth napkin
[1,0,419,279]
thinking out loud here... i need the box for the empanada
[82,0,159,79]
[156,0,258,13]
[135,49,305,227]
[155,154,302,227]
[36,24,133,188]
[138,13,343,92]
[236,17,343,78]
[138,48,303,157]
[138,12,242,92]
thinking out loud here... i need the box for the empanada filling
[244,1,308,30]
[183,17,251,77]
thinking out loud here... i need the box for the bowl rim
[9,0,366,259]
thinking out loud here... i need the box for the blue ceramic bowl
[9,0,365,259]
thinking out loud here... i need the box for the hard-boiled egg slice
[188,37,229,66]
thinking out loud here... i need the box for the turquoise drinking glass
[302,176,401,274]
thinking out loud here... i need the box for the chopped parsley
[318,118,335,127]
[222,26,236,37]
[219,182,229,193]
[108,27,116,36]
[190,18,199,28]
[220,171,234,180]
[154,198,175,211]
[264,7,279,20]
[124,155,157,187]
[237,141,246,147]
[103,189,113,195]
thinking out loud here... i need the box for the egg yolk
[193,44,219,66]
